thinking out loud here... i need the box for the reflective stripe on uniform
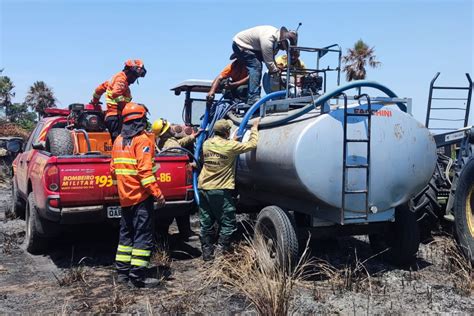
[115,95,126,102]
[141,176,156,186]
[131,258,149,267]
[132,248,151,257]
[113,158,137,165]
[115,169,138,175]
[116,254,132,262]
[152,165,158,173]
[117,244,132,253]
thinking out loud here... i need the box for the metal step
[346,139,369,143]
[345,164,369,168]
[344,189,368,194]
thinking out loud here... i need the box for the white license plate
[107,206,122,218]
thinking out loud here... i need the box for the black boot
[200,235,215,261]
[216,235,232,257]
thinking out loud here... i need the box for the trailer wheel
[369,203,420,266]
[24,193,59,254]
[11,179,25,219]
[46,128,73,156]
[453,158,474,263]
[255,205,298,269]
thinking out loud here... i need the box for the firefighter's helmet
[122,102,148,123]
[124,59,147,78]
[152,118,171,136]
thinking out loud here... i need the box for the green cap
[213,119,233,134]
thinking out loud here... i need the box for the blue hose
[236,90,287,138]
[232,80,404,130]
[192,101,211,205]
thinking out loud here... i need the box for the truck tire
[255,205,299,269]
[24,193,59,254]
[24,193,48,254]
[453,158,474,263]
[46,128,73,156]
[11,179,25,219]
[369,203,420,266]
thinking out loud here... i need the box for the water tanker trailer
[173,45,437,266]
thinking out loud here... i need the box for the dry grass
[96,279,136,313]
[53,266,88,287]
[433,237,473,295]
[204,232,315,315]
[313,248,375,295]
[150,249,172,268]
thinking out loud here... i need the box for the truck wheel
[255,205,299,269]
[369,203,420,266]
[46,128,73,156]
[24,193,48,254]
[11,179,26,219]
[453,158,474,263]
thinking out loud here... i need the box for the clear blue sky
[1,0,473,127]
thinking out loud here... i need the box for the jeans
[232,41,262,104]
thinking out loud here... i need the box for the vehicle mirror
[6,139,23,154]
[32,142,45,150]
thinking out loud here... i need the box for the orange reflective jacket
[110,132,162,207]
[93,71,132,118]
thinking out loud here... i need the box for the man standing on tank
[232,25,297,106]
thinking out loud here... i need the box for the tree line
[0,69,56,131]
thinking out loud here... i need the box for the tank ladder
[341,93,372,223]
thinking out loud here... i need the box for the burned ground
[0,175,472,314]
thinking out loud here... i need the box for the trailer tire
[11,179,25,219]
[255,205,299,269]
[369,203,420,266]
[46,128,73,156]
[453,158,474,263]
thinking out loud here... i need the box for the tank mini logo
[354,108,392,117]
[143,146,150,153]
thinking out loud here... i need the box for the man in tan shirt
[198,118,259,261]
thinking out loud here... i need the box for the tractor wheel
[453,158,474,263]
[46,128,73,156]
[410,177,443,243]
[369,203,420,266]
[255,205,299,270]
[24,192,59,254]
[11,179,26,219]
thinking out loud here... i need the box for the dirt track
[0,177,473,314]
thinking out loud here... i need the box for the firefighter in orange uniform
[91,59,147,141]
[111,102,165,288]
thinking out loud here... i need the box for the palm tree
[0,73,15,119]
[342,40,381,81]
[24,81,56,117]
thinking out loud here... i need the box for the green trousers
[198,189,236,239]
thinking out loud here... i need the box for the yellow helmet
[152,118,171,136]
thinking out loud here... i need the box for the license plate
[107,206,122,218]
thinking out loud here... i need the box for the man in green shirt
[198,118,260,261]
